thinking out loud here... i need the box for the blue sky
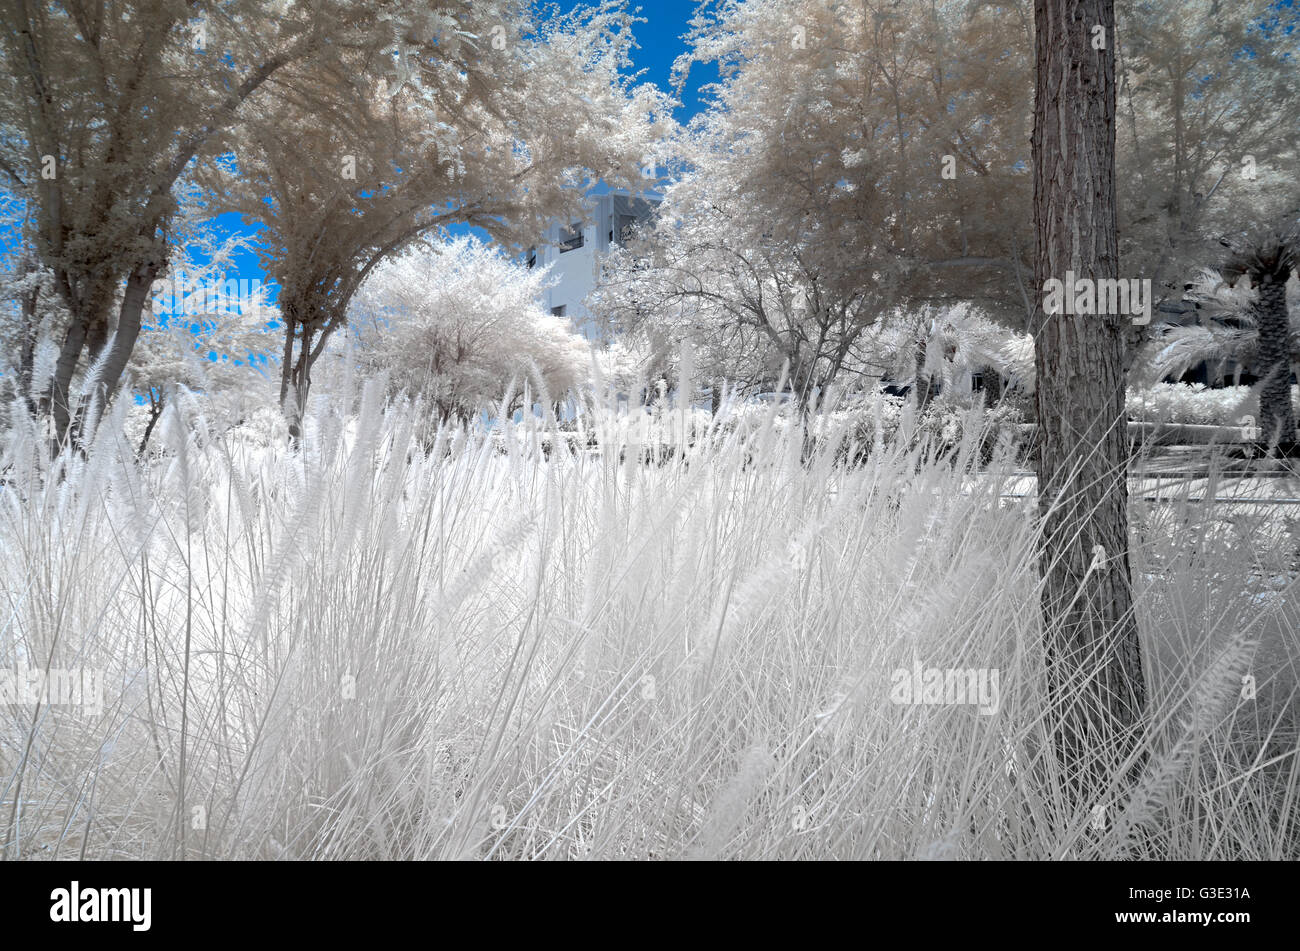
[624,0,715,115]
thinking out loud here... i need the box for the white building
[528,192,659,340]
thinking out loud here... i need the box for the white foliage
[347,237,592,417]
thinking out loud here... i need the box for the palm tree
[859,304,1032,406]
[926,306,1033,404]
[1144,261,1300,445]
[1219,215,1300,449]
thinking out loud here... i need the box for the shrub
[1127,382,1300,427]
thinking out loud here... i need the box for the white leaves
[1125,382,1274,428]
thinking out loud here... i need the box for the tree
[591,0,1046,410]
[0,0,387,448]
[1032,0,1144,800]
[592,191,889,410]
[1116,0,1300,326]
[347,237,591,419]
[838,302,1030,407]
[1144,212,1300,451]
[665,0,1038,323]
[127,232,276,455]
[1219,212,1300,448]
[1143,266,1300,394]
[206,1,671,438]
[659,0,1300,354]
[917,304,1030,406]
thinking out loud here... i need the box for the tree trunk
[77,257,163,445]
[279,315,319,445]
[1032,0,1145,802]
[285,333,312,445]
[278,314,297,408]
[84,314,112,366]
[43,271,119,450]
[982,368,1003,407]
[17,268,39,414]
[46,315,90,452]
[137,388,165,459]
[913,331,931,413]
[1254,267,1296,449]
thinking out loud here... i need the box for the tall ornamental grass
[2,382,1296,859]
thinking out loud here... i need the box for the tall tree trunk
[1254,266,1296,449]
[1032,0,1145,803]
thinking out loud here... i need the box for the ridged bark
[1032,0,1145,800]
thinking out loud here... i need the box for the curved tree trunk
[1032,0,1145,806]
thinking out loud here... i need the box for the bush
[1126,382,1300,427]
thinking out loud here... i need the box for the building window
[608,214,638,248]
[551,305,566,317]
[558,225,584,253]
[617,214,637,245]
[526,247,537,269]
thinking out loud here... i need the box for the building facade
[528,192,659,340]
